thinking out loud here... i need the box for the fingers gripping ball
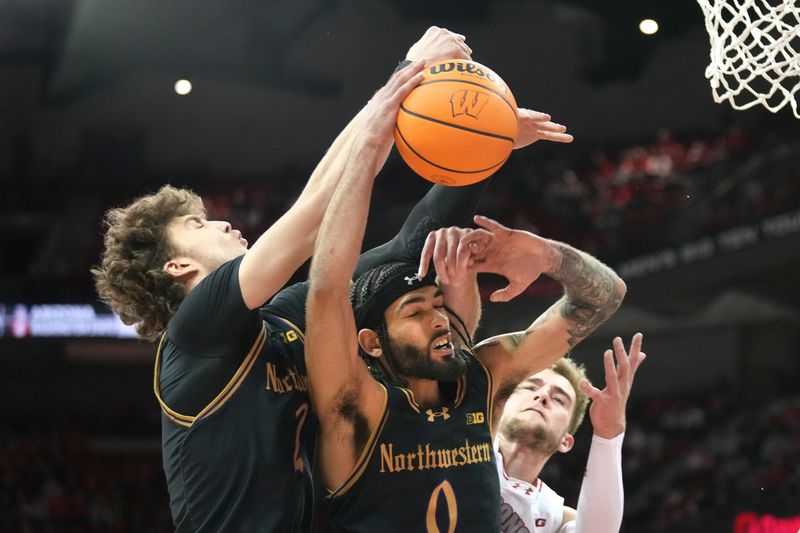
[394,59,518,186]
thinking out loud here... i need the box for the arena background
[1,0,798,531]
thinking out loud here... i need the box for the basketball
[394,59,518,186]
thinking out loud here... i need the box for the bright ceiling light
[174,79,192,95]
[639,19,659,35]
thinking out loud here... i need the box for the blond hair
[552,357,591,434]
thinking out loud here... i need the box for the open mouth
[431,333,454,356]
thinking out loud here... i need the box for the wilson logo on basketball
[428,61,511,95]
[450,90,489,119]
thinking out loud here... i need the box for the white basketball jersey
[497,449,565,533]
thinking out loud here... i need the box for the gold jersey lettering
[380,443,395,473]
[378,439,492,474]
[265,363,307,393]
[426,480,458,533]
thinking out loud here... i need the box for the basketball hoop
[697,0,800,118]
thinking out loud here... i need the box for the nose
[432,307,449,329]
[532,388,548,406]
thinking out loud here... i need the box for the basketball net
[697,0,800,118]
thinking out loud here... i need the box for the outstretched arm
[239,27,470,310]
[381,111,575,340]
[306,62,425,490]
[466,216,626,406]
[561,334,646,533]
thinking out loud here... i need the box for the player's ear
[557,433,575,454]
[357,328,382,358]
[164,257,200,281]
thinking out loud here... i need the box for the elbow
[596,276,625,318]
[610,274,627,310]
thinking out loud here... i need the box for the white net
[697,0,800,118]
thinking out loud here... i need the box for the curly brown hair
[91,186,206,340]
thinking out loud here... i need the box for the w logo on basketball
[450,90,489,119]
[425,407,450,422]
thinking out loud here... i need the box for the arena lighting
[639,19,659,35]
[1,303,137,339]
[174,79,192,95]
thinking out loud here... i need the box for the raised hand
[513,108,573,149]
[356,59,426,170]
[579,333,647,439]
[466,215,560,302]
[417,226,492,285]
[405,26,472,63]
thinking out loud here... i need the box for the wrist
[438,271,477,289]
[394,59,413,75]
[592,424,625,440]
[535,237,562,275]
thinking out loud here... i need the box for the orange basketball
[394,59,518,186]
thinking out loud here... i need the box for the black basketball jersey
[156,312,317,532]
[328,350,500,532]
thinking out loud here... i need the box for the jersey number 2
[426,479,458,533]
[293,402,309,473]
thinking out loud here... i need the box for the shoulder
[262,281,310,330]
[168,256,260,355]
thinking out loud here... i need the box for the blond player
[495,334,646,533]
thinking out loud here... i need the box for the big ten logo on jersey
[278,329,299,344]
[466,411,484,425]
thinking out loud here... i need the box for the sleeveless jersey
[156,313,317,532]
[329,350,499,532]
[497,449,565,533]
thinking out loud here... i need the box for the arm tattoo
[507,332,524,349]
[550,244,625,347]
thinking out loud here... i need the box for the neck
[406,377,442,408]
[181,270,208,294]
[496,432,552,484]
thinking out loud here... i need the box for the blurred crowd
[0,413,169,533]
[541,391,800,532]
[1,123,799,303]
[2,393,797,532]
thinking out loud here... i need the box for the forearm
[572,434,625,533]
[355,180,490,277]
[547,241,626,348]
[292,64,403,254]
[309,141,382,292]
[440,274,481,345]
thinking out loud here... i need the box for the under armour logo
[404,274,421,285]
[425,407,450,422]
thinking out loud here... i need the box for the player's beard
[501,417,562,456]
[385,332,468,382]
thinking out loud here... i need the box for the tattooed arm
[464,216,626,418]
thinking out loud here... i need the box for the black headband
[354,264,438,330]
